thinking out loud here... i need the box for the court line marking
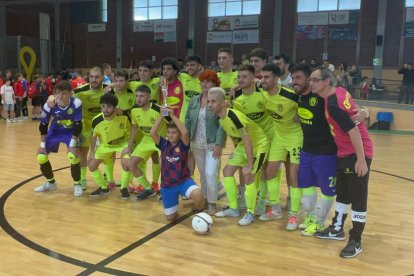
[1,167,412,275]
[0,166,190,275]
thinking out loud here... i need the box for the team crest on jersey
[119,123,124,129]
[309,97,318,107]
[174,147,181,153]
[343,92,351,110]
[67,108,73,115]
[151,118,155,124]
[257,101,264,109]
[174,87,181,94]
[277,104,284,112]
[128,99,133,105]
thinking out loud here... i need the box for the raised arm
[150,116,164,145]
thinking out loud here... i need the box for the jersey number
[328,176,337,188]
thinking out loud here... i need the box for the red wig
[199,70,221,87]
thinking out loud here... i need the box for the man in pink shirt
[310,67,373,259]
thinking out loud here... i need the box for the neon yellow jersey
[128,77,160,104]
[178,72,202,122]
[218,70,238,95]
[74,83,107,130]
[91,113,131,148]
[219,108,268,153]
[115,88,135,112]
[264,86,302,137]
[130,103,167,144]
[233,87,275,139]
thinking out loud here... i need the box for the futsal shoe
[136,188,156,200]
[286,214,299,231]
[301,223,324,237]
[73,184,83,197]
[239,212,255,226]
[299,214,317,230]
[89,187,110,197]
[259,204,283,221]
[135,185,144,193]
[120,188,130,200]
[127,185,136,193]
[314,225,345,240]
[340,240,362,258]
[215,207,240,217]
[34,181,57,192]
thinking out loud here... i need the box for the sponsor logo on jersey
[140,126,152,133]
[309,97,318,107]
[247,112,264,121]
[108,136,125,145]
[167,96,180,106]
[297,107,313,120]
[67,108,73,115]
[269,111,283,120]
[174,87,181,95]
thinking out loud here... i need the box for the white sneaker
[238,212,255,226]
[34,181,57,192]
[73,184,83,197]
[259,204,283,221]
[12,118,18,123]
[215,208,240,217]
[23,116,29,120]
[7,119,12,123]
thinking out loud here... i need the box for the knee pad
[67,152,80,165]
[37,154,49,164]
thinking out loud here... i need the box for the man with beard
[260,63,303,231]
[73,66,111,190]
[160,57,184,119]
[124,85,170,200]
[88,93,131,198]
[273,54,292,87]
[178,54,203,122]
[232,64,281,218]
[294,64,368,237]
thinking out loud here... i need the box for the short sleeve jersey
[264,86,302,138]
[298,92,337,155]
[219,108,268,153]
[41,97,82,135]
[115,89,136,112]
[91,114,131,148]
[157,137,191,188]
[325,87,373,158]
[233,87,275,139]
[128,77,160,104]
[178,72,202,122]
[162,79,184,119]
[130,103,167,145]
[74,83,108,130]
[218,70,238,96]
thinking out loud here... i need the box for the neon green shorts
[94,143,128,161]
[227,144,267,174]
[268,132,303,164]
[131,140,159,160]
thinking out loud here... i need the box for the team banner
[207,31,233,43]
[133,21,154,32]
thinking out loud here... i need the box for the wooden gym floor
[0,119,413,275]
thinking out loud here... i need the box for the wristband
[40,142,46,148]
[69,138,78,147]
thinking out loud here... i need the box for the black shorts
[32,97,42,107]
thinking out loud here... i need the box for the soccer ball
[192,212,213,235]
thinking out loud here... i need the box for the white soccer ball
[192,212,213,235]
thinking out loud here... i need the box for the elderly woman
[185,70,226,214]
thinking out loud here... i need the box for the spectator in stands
[102,63,113,84]
[398,62,414,104]
[310,58,318,68]
[337,61,349,90]
[349,64,362,86]
[322,59,335,72]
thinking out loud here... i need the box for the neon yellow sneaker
[298,214,316,230]
[301,223,324,237]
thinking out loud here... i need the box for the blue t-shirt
[157,136,190,188]
[40,97,82,135]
